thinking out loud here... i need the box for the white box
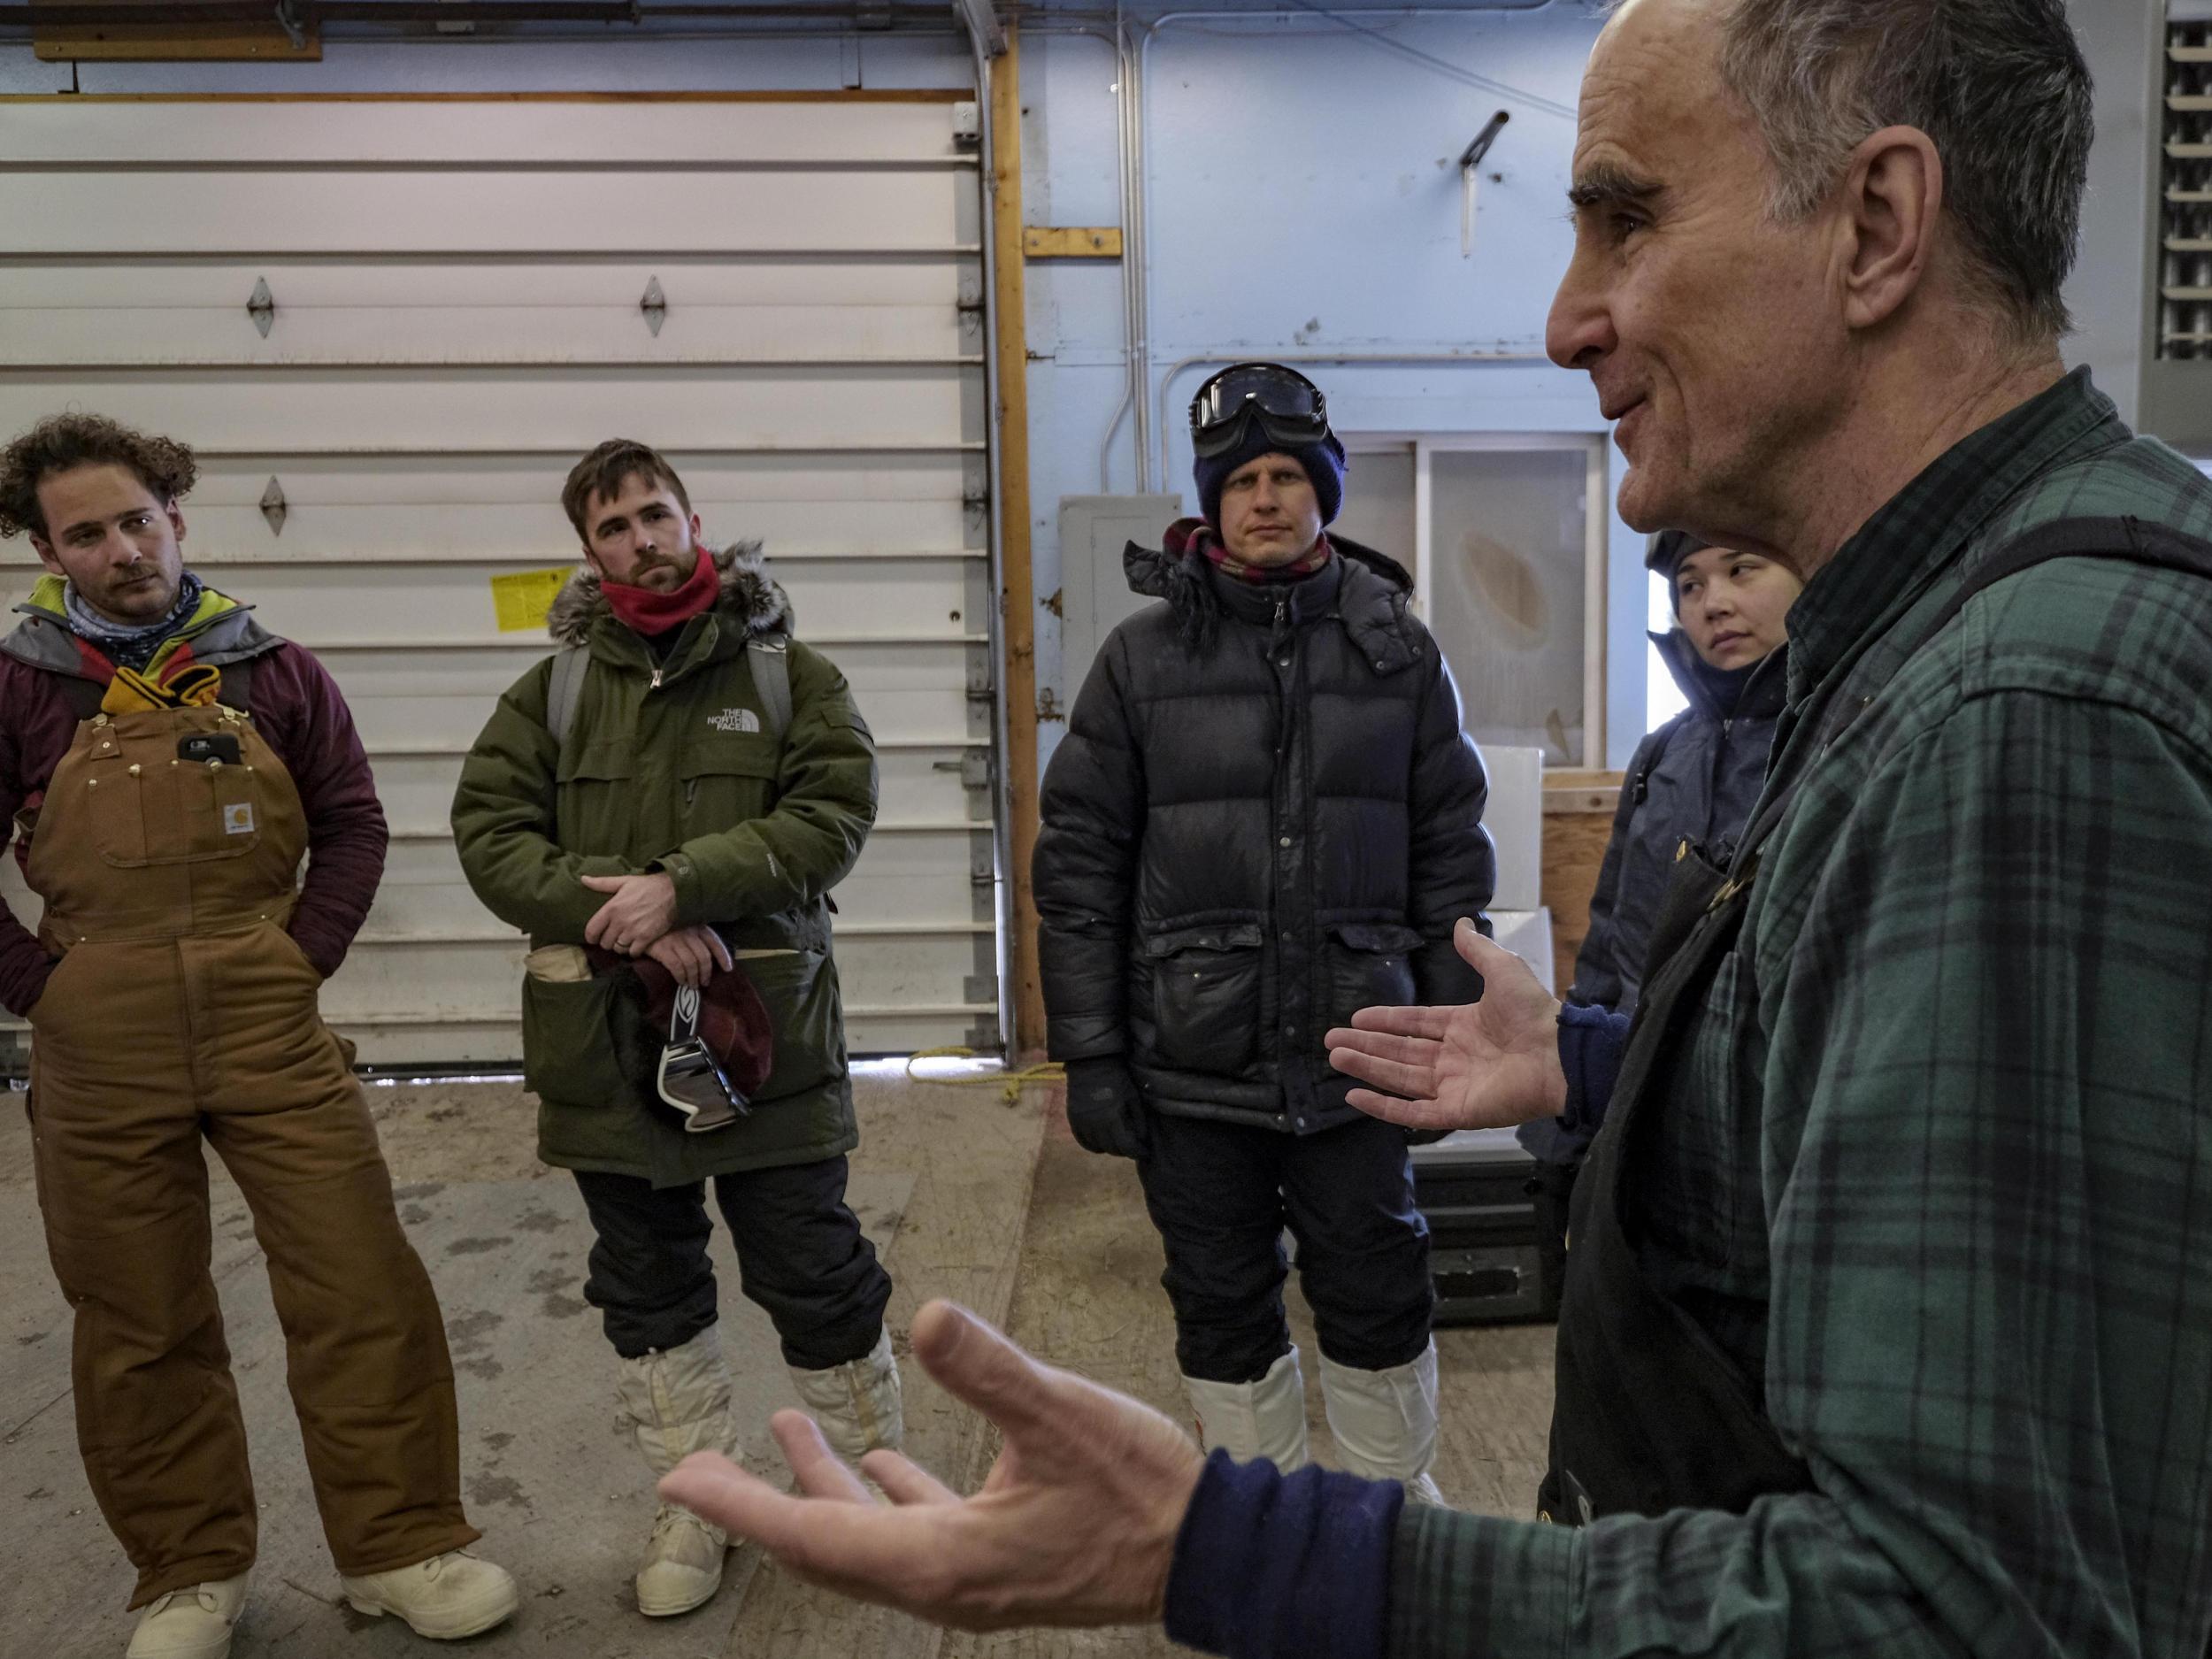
[1488,907,1554,992]
[1479,745,1544,912]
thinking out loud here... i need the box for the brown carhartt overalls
[23,698,478,1609]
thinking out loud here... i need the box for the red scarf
[601,546,719,636]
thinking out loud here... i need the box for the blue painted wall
[1018,1,1647,765]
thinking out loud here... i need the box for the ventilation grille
[2162,15,2212,361]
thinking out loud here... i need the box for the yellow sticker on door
[223,803,255,836]
[490,567,577,634]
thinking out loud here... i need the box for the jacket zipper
[646,664,692,803]
[1270,589,1307,1128]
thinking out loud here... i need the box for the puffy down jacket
[1035,526,1494,1134]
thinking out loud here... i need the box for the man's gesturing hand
[581,872,680,956]
[658,1300,1205,1632]
[1326,917,1570,1133]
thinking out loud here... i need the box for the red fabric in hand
[584,945,776,1099]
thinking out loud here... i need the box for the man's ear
[29,533,62,580]
[165,498,186,545]
[1838,124,1942,333]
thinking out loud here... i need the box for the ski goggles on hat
[1188,363,1333,460]
[657,981,752,1134]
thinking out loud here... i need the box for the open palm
[658,1300,1203,1631]
[1325,918,1569,1133]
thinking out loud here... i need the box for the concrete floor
[0,1064,1556,1658]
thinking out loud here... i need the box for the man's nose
[1546,247,1617,372]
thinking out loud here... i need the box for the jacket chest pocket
[1144,923,1264,1074]
[557,739,639,851]
[81,749,268,868]
[1325,922,1422,1030]
[678,734,780,834]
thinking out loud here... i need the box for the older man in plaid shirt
[649,2,2212,1655]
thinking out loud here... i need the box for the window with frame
[1333,434,1610,766]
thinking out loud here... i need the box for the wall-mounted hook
[1458,111,1510,259]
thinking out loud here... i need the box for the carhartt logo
[707,708,762,734]
[222,803,255,835]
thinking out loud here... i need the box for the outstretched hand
[659,1300,1205,1632]
[1326,917,1569,1133]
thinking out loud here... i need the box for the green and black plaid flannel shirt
[1391,370,2212,1658]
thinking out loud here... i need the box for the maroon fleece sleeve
[251,643,388,978]
[0,662,56,1018]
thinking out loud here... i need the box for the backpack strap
[1738,513,2212,862]
[1629,718,1678,806]
[748,634,792,742]
[1915,514,2212,639]
[546,635,788,749]
[1819,514,2212,761]
[547,642,590,749]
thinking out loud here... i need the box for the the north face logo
[708,708,762,734]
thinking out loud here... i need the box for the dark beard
[611,551,693,588]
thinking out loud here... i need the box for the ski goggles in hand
[657,981,751,1134]
[1187,363,1333,460]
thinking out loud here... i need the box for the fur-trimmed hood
[546,540,793,647]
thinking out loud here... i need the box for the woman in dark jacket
[1521,529,1801,1173]
[1033,365,1493,1502]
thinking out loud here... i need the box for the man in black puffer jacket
[1034,364,1493,1501]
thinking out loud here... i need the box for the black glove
[1064,1056,1151,1161]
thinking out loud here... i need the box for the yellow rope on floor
[902,1046,1065,1104]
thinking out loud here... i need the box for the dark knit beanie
[1649,529,1715,612]
[1193,422,1348,528]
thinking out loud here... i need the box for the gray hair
[1713,0,2093,342]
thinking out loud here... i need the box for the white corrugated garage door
[0,94,1005,1065]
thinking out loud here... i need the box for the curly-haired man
[0,413,518,1658]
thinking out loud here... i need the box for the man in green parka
[450,438,901,1621]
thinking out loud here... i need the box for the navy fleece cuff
[1164,1449,1402,1659]
[1557,1001,1632,1143]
